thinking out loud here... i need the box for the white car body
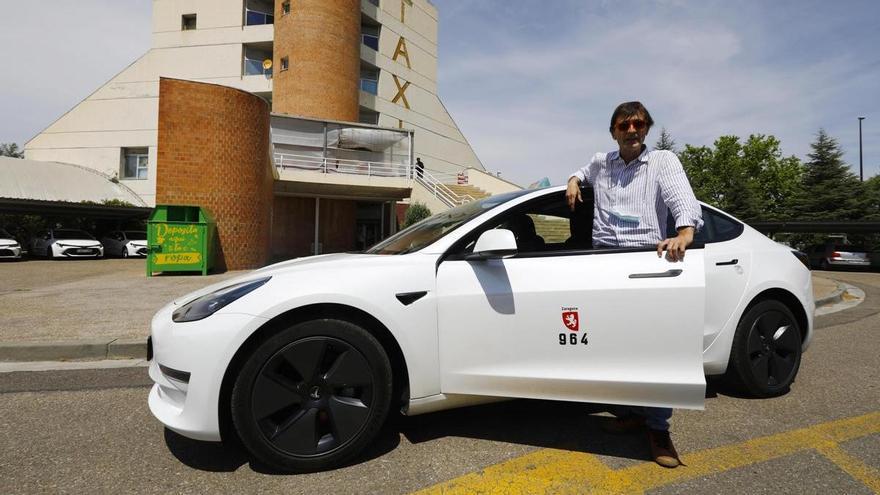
[0,230,22,259]
[31,229,104,259]
[100,231,148,257]
[149,186,813,443]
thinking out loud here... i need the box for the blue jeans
[618,406,672,431]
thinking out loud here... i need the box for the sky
[1,0,878,187]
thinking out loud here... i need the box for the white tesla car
[148,186,813,472]
[0,229,22,259]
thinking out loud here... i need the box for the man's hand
[566,177,582,211]
[657,226,695,261]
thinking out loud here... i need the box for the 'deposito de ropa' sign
[147,205,215,276]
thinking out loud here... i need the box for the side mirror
[466,229,517,260]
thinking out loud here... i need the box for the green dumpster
[147,205,216,276]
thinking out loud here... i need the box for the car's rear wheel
[231,319,392,472]
[725,300,802,397]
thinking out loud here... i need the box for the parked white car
[148,186,814,472]
[100,230,148,258]
[0,229,22,259]
[30,229,104,259]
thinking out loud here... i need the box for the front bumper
[0,246,21,258]
[54,245,103,257]
[147,303,268,442]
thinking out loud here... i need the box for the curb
[0,280,851,364]
[0,338,146,363]
[814,283,847,308]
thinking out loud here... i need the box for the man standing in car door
[565,101,703,468]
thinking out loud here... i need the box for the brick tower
[272,0,361,121]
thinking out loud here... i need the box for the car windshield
[366,190,534,255]
[54,230,94,240]
[125,231,147,240]
[0,229,11,239]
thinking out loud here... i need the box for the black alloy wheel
[231,319,392,472]
[725,300,802,397]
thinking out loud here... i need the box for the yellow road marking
[413,412,880,495]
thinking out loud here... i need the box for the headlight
[172,277,271,322]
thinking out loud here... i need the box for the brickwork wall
[156,78,274,270]
[272,0,360,121]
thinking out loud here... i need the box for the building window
[358,108,379,125]
[282,1,291,15]
[362,24,380,51]
[280,57,289,71]
[360,65,379,95]
[245,0,274,25]
[243,45,273,76]
[182,14,197,31]
[121,148,148,180]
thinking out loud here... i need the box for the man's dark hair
[609,101,654,133]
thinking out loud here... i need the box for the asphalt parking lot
[0,263,877,494]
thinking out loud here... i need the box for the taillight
[831,251,841,258]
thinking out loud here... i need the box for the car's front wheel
[231,319,392,472]
[725,300,802,397]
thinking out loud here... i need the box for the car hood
[0,238,18,246]
[169,253,389,306]
[53,239,100,247]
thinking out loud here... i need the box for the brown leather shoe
[647,429,680,468]
[601,414,646,434]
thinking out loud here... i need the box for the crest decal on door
[561,308,579,331]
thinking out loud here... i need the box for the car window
[454,190,593,255]
[366,189,533,255]
[667,207,742,244]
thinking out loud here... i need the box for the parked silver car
[101,230,148,258]
[806,243,870,270]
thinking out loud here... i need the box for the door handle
[715,259,738,266]
[629,269,682,279]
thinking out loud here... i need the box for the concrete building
[22,0,520,269]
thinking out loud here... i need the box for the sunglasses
[615,119,647,132]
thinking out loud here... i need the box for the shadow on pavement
[163,417,402,474]
[399,399,653,464]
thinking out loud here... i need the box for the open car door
[436,206,706,409]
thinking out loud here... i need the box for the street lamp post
[858,116,865,182]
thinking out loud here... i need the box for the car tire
[45,247,52,259]
[121,247,129,258]
[231,319,393,473]
[724,299,802,398]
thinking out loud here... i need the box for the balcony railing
[360,78,378,95]
[362,34,379,51]
[245,10,274,26]
[275,152,411,178]
[274,152,476,208]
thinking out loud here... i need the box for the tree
[792,129,865,221]
[403,202,432,228]
[654,127,676,153]
[0,142,24,158]
[679,134,803,222]
[865,174,880,220]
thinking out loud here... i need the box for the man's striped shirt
[570,147,703,248]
